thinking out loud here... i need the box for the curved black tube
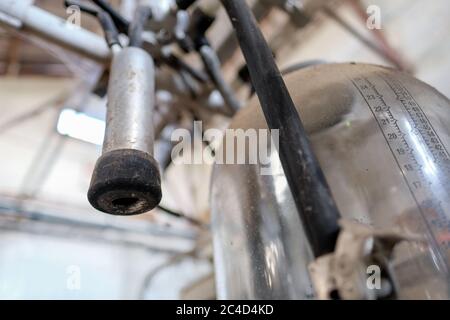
[221,0,341,257]
[176,0,197,10]
[64,0,120,48]
[91,0,130,34]
[157,205,207,228]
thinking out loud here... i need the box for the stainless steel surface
[211,63,450,299]
[103,47,156,155]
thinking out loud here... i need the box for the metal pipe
[0,91,69,135]
[199,45,241,114]
[128,6,152,48]
[321,6,410,72]
[102,48,155,154]
[344,0,413,72]
[221,0,341,257]
[0,204,195,253]
[88,47,162,215]
[157,205,208,228]
[0,0,110,62]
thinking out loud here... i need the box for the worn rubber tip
[87,149,162,215]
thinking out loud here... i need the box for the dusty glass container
[210,63,450,299]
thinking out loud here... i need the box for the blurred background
[0,0,448,299]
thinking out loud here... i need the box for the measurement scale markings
[381,75,450,175]
[351,76,450,269]
[381,76,450,252]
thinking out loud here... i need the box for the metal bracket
[308,219,423,299]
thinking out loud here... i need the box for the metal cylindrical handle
[103,47,155,154]
[88,47,162,216]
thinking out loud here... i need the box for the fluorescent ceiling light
[57,108,105,145]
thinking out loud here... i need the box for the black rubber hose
[91,0,130,34]
[221,0,341,257]
[176,0,197,10]
[96,11,121,47]
[65,0,98,16]
[162,53,208,83]
[157,205,207,228]
[64,0,120,48]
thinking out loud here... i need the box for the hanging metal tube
[87,47,162,215]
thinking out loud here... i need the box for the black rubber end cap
[87,149,162,215]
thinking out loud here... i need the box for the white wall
[279,0,450,98]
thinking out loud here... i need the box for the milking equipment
[72,0,450,299]
[211,0,450,299]
[211,62,450,299]
[1,0,449,300]
[59,1,162,215]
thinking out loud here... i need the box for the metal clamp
[308,219,423,299]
